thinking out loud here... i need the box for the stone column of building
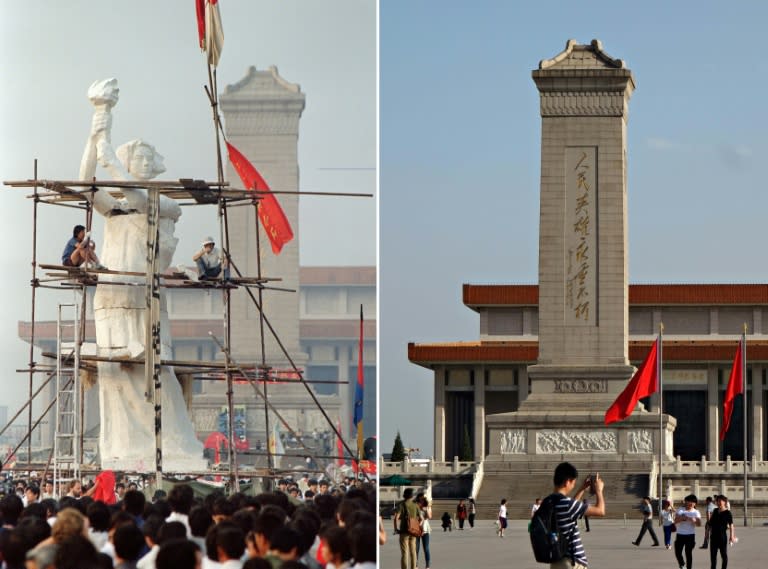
[751,364,763,461]
[707,365,719,460]
[486,40,675,465]
[473,366,485,461]
[434,367,446,461]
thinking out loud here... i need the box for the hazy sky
[0,1,375,416]
[380,1,768,457]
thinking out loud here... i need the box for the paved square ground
[380,519,768,569]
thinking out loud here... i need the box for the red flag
[336,419,345,466]
[226,141,294,254]
[605,339,659,425]
[195,0,205,48]
[720,339,744,440]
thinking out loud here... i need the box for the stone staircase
[473,459,651,519]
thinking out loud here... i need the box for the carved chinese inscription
[553,379,607,393]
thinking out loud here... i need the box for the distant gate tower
[487,39,675,459]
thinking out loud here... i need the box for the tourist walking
[700,496,716,549]
[393,488,421,569]
[548,463,606,569]
[496,499,508,538]
[531,497,541,518]
[661,499,675,549]
[414,493,432,569]
[456,499,467,530]
[674,494,702,569]
[468,498,476,529]
[709,495,735,569]
[632,496,660,547]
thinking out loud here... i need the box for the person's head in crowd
[240,495,261,512]
[212,496,236,523]
[20,502,47,522]
[39,498,58,521]
[127,482,138,492]
[42,480,54,497]
[303,490,315,501]
[320,525,352,569]
[289,508,320,558]
[113,524,144,564]
[168,484,194,515]
[106,511,136,549]
[156,538,201,569]
[146,498,171,520]
[229,493,248,512]
[188,506,214,540]
[203,489,225,514]
[216,521,245,563]
[318,481,329,495]
[67,480,82,498]
[348,519,376,564]
[2,493,25,527]
[336,497,367,527]
[141,514,165,550]
[243,558,272,569]
[4,516,51,568]
[267,526,301,563]
[231,508,258,539]
[115,483,126,502]
[54,534,100,569]
[121,489,146,518]
[307,479,318,492]
[255,493,293,517]
[247,507,286,558]
[343,509,375,531]
[152,489,167,503]
[157,520,187,545]
[277,479,288,493]
[96,552,114,569]
[24,485,40,505]
[52,508,87,543]
[57,497,83,515]
[314,495,338,523]
[25,542,57,569]
[87,500,111,534]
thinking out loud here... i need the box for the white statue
[80,78,205,471]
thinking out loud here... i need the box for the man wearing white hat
[192,236,230,280]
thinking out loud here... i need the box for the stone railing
[379,457,479,475]
[657,456,768,475]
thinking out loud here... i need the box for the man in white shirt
[192,237,229,281]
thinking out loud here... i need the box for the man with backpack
[393,488,422,569]
[532,462,606,568]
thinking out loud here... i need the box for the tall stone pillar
[487,40,675,463]
[219,66,307,366]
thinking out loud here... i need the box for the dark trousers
[636,519,659,545]
[415,533,431,567]
[709,541,728,569]
[458,517,465,529]
[675,534,696,569]
[468,513,475,528]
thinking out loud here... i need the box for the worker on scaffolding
[192,236,230,280]
[61,224,106,270]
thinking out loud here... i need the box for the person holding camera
[415,493,432,569]
[673,494,702,569]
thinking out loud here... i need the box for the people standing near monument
[414,493,431,569]
[467,497,476,529]
[709,495,735,569]
[192,236,230,281]
[78,78,204,471]
[456,499,467,530]
[700,496,716,549]
[661,499,676,549]
[496,498,507,538]
[393,488,420,569]
[549,462,605,569]
[673,494,702,569]
[632,496,660,547]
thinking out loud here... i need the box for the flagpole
[742,324,748,527]
[658,323,664,522]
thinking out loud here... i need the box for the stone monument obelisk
[487,40,674,461]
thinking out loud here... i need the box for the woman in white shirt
[661,499,675,549]
[415,492,432,569]
[497,498,508,538]
[674,494,702,569]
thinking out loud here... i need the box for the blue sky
[380,1,768,456]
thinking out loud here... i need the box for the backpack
[530,493,568,563]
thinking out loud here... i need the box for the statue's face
[131,145,156,180]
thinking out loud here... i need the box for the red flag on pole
[605,339,659,425]
[226,141,294,254]
[720,338,744,440]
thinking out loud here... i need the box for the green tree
[460,424,473,461]
[391,431,406,462]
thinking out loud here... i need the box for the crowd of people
[0,472,377,569]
